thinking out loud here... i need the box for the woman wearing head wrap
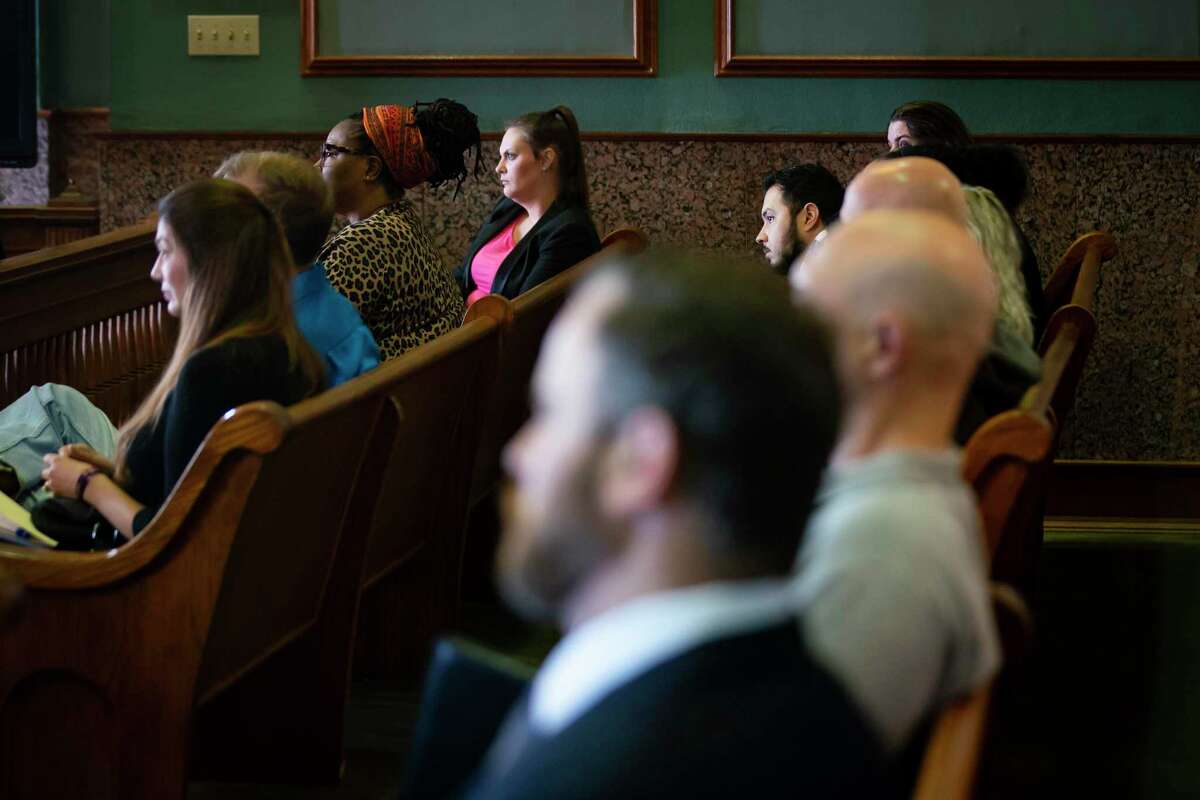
[315,99,481,359]
[456,105,600,305]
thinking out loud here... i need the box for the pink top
[467,217,522,307]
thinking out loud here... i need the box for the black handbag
[30,496,122,551]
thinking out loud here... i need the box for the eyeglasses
[318,142,368,162]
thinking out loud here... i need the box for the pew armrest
[0,401,291,588]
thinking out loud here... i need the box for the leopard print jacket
[317,200,464,361]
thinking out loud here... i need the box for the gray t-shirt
[792,449,999,753]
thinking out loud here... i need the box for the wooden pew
[912,584,1032,800]
[963,310,1079,592]
[1037,305,1096,446]
[463,228,649,507]
[0,376,389,798]
[962,408,1054,568]
[352,312,505,678]
[0,565,19,627]
[1038,230,1111,436]
[0,203,100,259]
[1040,231,1117,324]
[965,231,1116,591]
[0,220,171,425]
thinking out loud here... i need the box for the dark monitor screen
[0,0,38,168]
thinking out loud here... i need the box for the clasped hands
[40,444,115,499]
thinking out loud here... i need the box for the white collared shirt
[528,579,798,735]
[813,227,828,243]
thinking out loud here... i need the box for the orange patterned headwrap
[361,104,439,190]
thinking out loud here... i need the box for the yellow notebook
[0,491,58,548]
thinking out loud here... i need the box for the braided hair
[343,98,482,198]
[413,98,484,195]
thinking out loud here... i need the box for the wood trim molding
[37,107,112,119]
[96,130,327,142]
[0,205,99,222]
[1047,460,1200,520]
[0,220,160,353]
[300,0,657,77]
[0,219,155,276]
[714,0,1200,80]
[1043,517,1200,538]
[93,130,1200,145]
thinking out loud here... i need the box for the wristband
[76,467,102,502]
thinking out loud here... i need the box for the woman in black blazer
[456,106,601,304]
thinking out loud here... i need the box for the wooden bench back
[0,220,172,424]
[965,231,1115,587]
[463,228,649,505]
[0,372,387,798]
[195,318,505,777]
[350,314,504,676]
[0,203,100,259]
[1041,231,1116,321]
[193,396,384,703]
[912,584,1032,800]
[1037,230,1110,438]
[361,315,503,589]
[1036,304,1097,443]
[0,565,18,627]
[962,408,1054,563]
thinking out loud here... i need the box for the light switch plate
[187,15,259,56]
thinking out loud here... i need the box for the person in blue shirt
[215,151,380,386]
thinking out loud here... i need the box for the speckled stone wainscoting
[0,116,50,204]
[0,109,110,204]
[46,109,110,199]
[93,133,1200,461]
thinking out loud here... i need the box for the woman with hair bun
[456,105,601,305]
[315,99,482,359]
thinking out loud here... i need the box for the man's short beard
[771,233,803,277]
[496,519,614,622]
[495,470,617,623]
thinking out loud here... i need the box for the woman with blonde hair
[39,179,324,540]
[953,184,1042,443]
[884,142,1047,342]
[963,185,1035,348]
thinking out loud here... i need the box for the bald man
[789,210,1001,756]
[825,155,1040,444]
[839,156,969,226]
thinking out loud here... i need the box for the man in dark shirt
[407,252,883,798]
[756,163,844,275]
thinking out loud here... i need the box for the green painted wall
[97,0,1200,134]
[736,0,1200,58]
[318,0,633,56]
[40,0,110,109]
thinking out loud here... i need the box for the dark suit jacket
[407,623,884,799]
[455,197,601,300]
[402,639,535,800]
